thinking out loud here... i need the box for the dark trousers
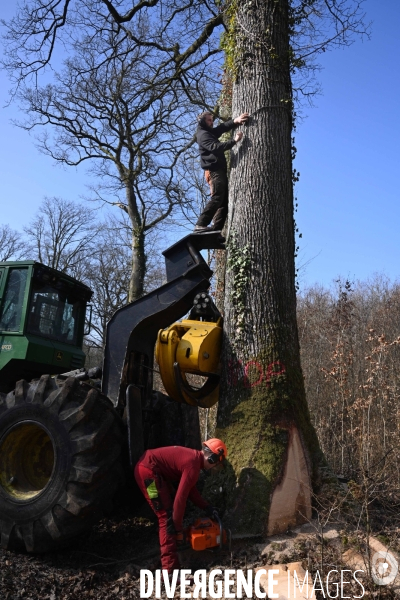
[134,462,179,574]
[196,170,228,231]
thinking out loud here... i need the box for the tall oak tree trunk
[123,182,146,302]
[216,0,323,536]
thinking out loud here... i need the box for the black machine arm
[102,232,224,407]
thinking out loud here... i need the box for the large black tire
[0,375,124,553]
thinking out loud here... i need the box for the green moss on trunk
[213,352,323,534]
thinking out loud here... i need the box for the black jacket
[197,118,237,171]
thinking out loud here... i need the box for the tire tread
[0,375,124,553]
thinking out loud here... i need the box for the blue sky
[0,1,399,290]
[294,1,400,288]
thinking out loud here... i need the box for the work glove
[204,505,219,520]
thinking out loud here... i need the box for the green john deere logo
[1,343,12,352]
[56,351,63,361]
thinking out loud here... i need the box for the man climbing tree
[194,111,249,233]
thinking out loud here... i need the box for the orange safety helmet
[203,438,228,464]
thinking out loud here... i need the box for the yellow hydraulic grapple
[156,316,223,408]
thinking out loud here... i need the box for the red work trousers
[134,462,179,574]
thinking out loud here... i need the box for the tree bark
[129,227,146,303]
[122,179,146,303]
[216,0,323,536]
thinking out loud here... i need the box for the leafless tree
[24,196,97,280]
[289,0,370,104]
[298,276,400,486]
[83,212,165,348]
[14,18,219,300]
[84,223,131,349]
[1,0,223,94]
[0,224,26,261]
[1,0,370,108]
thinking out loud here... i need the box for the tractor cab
[0,261,92,392]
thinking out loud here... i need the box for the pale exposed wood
[268,427,312,535]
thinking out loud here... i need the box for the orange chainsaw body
[187,518,226,551]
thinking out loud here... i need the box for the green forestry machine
[0,232,224,553]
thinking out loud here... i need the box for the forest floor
[1,498,400,599]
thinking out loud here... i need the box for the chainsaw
[186,515,231,551]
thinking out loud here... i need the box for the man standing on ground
[134,439,227,576]
[194,111,249,233]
